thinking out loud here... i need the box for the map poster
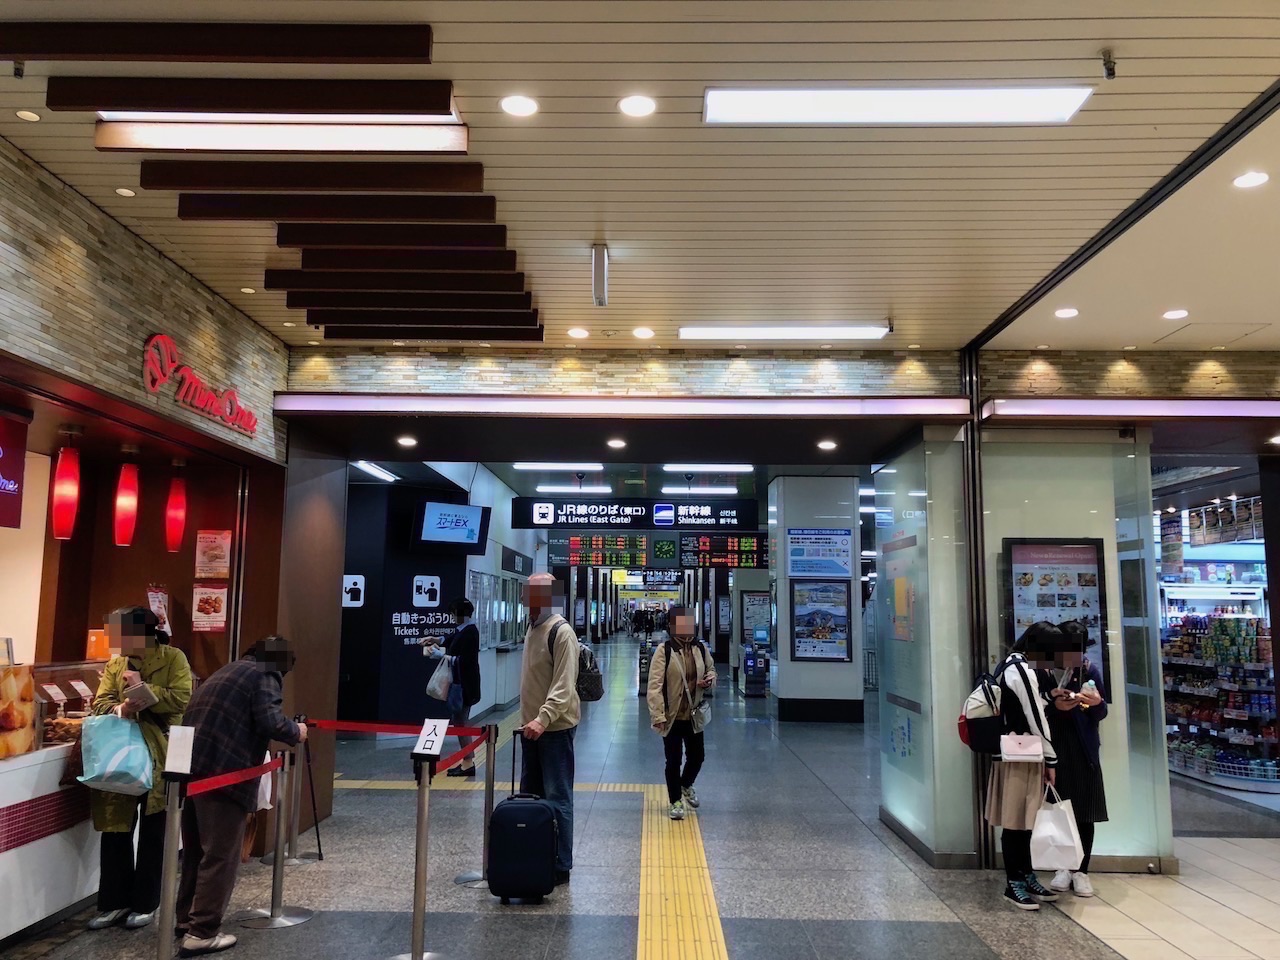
[1004,539,1109,692]
[790,579,852,663]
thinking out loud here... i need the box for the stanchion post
[283,741,316,866]
[453,725,497,887]
[156,778,184,960]
[239,751,314,929]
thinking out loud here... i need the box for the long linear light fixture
[536,484,612,494]
[96,121,468,153]
[352,460,399,482]
[661,486,739,495]
[514,462,604,472]
[663,464,753,474]
[704,87,1092,124]
[99,110,460,124]
[679,324,890,341]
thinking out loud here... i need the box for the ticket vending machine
[740,643,769,698]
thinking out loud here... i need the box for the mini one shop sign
[0,416,28,529]
[142,334,258,437]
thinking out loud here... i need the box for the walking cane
[295,714,324,862]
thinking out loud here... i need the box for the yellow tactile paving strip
[335,779,649,793]
[637,784,730,960]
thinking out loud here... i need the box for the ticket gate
[739,644,769,698]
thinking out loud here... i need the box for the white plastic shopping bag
[425,655,454,702]
[256,751,273,811]
[1031,785,1084,871]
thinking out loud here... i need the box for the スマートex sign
[512,497,758,531]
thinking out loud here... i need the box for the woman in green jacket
[88,606,193,932]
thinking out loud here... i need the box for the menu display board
[549,533,649,567]
[192,583,229,632]
[195,530,232,578]
[790,580,852,662]
[679,533,764,568]
[1003,538,1109,690]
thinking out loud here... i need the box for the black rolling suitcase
[488,733,558,904]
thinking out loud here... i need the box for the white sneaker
[668,801,686,821]
[88,909,129,930]
[1072,872,1095,898]
[682,786,700,808]
[180,933,238,957]
[1049,869,1073,893]
[125,911,155,929]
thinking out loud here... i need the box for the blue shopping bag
[77,714,154,796]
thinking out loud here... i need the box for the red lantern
[165,475,187,553]
[114,463,139,547]
[50,447,80,540]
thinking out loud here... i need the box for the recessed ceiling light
[1211,498,1222,504]
[396,436,418,448]
[1163,309,1189,320]
[1270,436,1280,445]
[239,287,255,294]
[703,87,1091,124]
[907,343,921,350]
[308,340,319,346]
[1036,344,1051,350]
[680,324,889,341]
[352,460,399,482]
[1166,506,1177,513]
[1228,494,1239,501]
[607,439,627,449]
[282,321,296,328]
[392,340,405,346]
[820,343,833,350]
[501,95,539,117]
[633,327,655,340]
[663,464,753,474]
[1054,308,1078,318]
[1211,345,1227,351]
[734,344,747,349]
[479,342,491,348]
[618,95,657,118]
[115,187,136,198]
[1234,170,1269,189]
[568,328,590,339]
[537,484,612,494]
[15,110,40,122]
[817,440,838,451]
[514,462,605,472]
[1122,345,1137,351]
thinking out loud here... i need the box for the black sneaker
[1023,873,1059,902]
[1004,880,1040,911]
[446,766,476,778]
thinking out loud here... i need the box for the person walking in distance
[175,637,306,957]
[647,606,716,820]
[519,573,580,885]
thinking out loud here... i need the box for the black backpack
[545,617,604,703]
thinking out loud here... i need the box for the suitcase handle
[511,727,522,799]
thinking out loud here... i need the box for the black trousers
[663,719,705,804]
[1003,829,1033,882]
[98,796,166,913]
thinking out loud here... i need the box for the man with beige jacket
[519,573,580,884]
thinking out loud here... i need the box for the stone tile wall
[981,351,1280,398]
[0,135,288,462]
[288,347,962,397]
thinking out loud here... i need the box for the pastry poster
[195,530,233,579]
[0,665,36,758]
[1007,540,1108,689]
[192,582,228,632]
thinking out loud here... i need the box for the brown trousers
[176,792,249,939]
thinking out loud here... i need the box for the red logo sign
[143,335,258,437]
[0,416,28,529]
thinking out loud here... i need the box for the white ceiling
[4,1,1280,350]
[990,101,1280,351]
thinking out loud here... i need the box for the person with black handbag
[646,606,716,821]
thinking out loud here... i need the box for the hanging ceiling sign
[142,334,258,437]
[0,416,29,529]
[513,497,757,531]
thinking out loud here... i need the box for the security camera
[576,472,586,483]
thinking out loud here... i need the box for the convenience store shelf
[1170,752,1280,793]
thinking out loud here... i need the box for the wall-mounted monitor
[415,501,491,555]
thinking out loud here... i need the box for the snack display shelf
[1169,750,1280,794]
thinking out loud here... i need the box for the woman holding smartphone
[646,607,716,821]
[1046,620,1108,898]
[88,606,192,931]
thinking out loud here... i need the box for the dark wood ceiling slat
[300,248,515,271]
[0,22,432,63]
[179,193,496,223]
[46,77,452,114]
[277,222,506,248]
[308,309,538,327]
[264,269,526,292]
[323,326,545,342]
[286,290,532,310]
[141,161,485,193]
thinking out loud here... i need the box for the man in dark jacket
[175,637,305,957]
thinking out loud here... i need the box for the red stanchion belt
[435,735,487,774]
[188,756,283,798]
[309,719,484,739]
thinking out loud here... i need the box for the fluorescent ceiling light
[95,121,468,154]
[859,506,878,514]
[98,110,460,124]
[861,550,876,557]
[867,572,878,579]
[352,460,399,482]
[514,462,604,471]
[661,486,738,495]
[680,325,889,341]
[537,484,612,494]
[858,488,875,496]
[704,87,1091,125]
[908,490,928,497]
[663,464,753,474]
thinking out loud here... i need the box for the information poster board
[1160,513,1184,575]
[195,530,232,578]
[790,579,852,662]
[1003,538,1109,691]
[740,591,771,647]
[717,596,731,635]
[786,528,853,577]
